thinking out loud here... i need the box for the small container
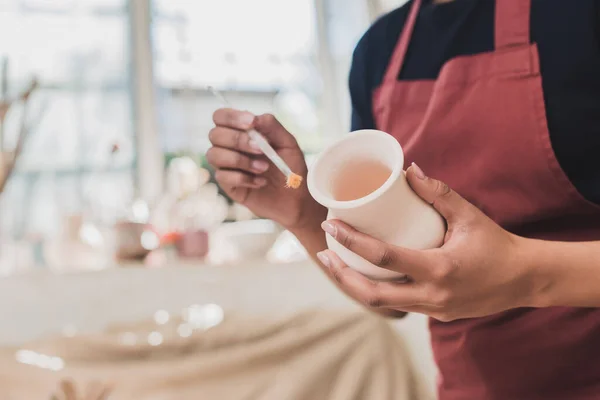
[175,230,209,259]
[307,129,445,281]
[113,221,153,261]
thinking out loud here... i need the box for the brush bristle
[285,173,303,189]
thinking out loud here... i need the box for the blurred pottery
[114,221,156,261]
[175,230,209,259]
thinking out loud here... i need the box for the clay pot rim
[307,129,404,211]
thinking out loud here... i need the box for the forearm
[290,218,328,265]
[521,237,600,308]
[290,213,407,319]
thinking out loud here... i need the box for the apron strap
[495,0,531,49]
[382,0,532,83]
[381,0,422,84]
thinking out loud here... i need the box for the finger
[219,184,250,204]
[317,250,426,309]
[212,108,255,131]
[214,170,267,189]
[382,305,430,316]
[406,163,471,223]
[377,309,409,319]
[253,113,299,149]
[84,382,104,400]
[88,383,112,400]
[97,387,112,400]
[208,126,262,155]
[206,147,269,174]
[321,220,432,279]
[60,380,77,400]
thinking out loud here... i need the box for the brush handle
[206,86,294,178]
[248,130,292,177]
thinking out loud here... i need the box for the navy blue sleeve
[349,33,376,131]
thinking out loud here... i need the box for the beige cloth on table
[0,310,427,400]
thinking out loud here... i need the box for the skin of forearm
[522,238,600,308]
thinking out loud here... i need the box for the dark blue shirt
[350,0,600,203]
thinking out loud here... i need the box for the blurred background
[0,0,403,243]
[0,1,442,399]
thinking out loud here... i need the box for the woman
[207,0,600,398]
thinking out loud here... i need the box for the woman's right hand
[207,108,325,231]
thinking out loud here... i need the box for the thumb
[406,163,470,223]
[253,113,299,149]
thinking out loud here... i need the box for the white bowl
[211,219,283,262]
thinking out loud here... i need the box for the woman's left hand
[317,163,543,322]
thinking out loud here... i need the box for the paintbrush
[207,86,302,189]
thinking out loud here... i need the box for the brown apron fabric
[372,0,600,398]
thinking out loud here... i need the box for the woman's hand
[316,163,544,322]
[207,109,325,231]
[208,110,406,319]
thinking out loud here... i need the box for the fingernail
[249,139,261,151]
[321,221,337,237]
[411,162,426,180]
[252,160,269,172]
[255,177,267,186]
[317,252,331,268]
[238,112,255,127]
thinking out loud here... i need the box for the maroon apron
[373,0,600,399]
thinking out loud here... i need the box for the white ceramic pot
[307,130,445,281]
[210,219,282,263]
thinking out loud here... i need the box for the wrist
[286,201,327,235]
[515,235,564,308]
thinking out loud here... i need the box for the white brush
[207,86,302,189]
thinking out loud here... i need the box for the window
[0,0,135,238]
[0,0,384,238]
[151,0,324,156]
